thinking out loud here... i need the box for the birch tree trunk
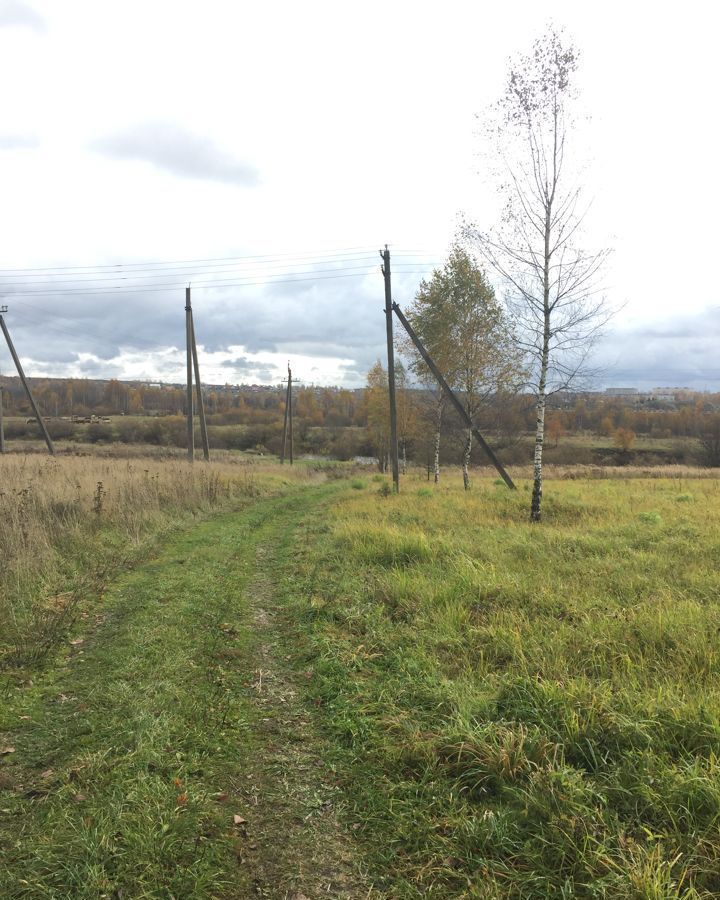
[530,205,553,523]
[462,428,472,491]
[401,439,407,475]
[433,397,444,484]
[530,386,546,521]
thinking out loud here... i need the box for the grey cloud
[593,306,720,390]
[7,270,720,390]
[220,357,252,369]
[0,1,46,32]
[92,123,259,187]
[76,358,123,378]
[1,260,417,385]
[0,133,40,150]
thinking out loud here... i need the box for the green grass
[0,483,361,899]
[284,474,720,898]
[5,466,720,897]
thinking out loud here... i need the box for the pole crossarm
[391,301,516,490]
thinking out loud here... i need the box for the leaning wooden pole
[0,309,54,455]
[190,311,210,461]
[392,302,515,490]
[381,246,400,492]
[185,288,194,463]
[0,386,5,454]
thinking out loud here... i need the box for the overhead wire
[0,261,431,289]
[0,272,431,297]
[0,247,441,364]
[0,246,444,275]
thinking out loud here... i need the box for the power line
[0,254,382,282]
[0,260,429,289]
[0,246,443,276]
[0,268,430,297]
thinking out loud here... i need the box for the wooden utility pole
[0,386,5,454]
[380,246,400,492]
[0,307,54,455]
[190,312,210,461]
[288,364,294,465]
[280,373,290,464]
[185,288,194,462]
[279,364,298,464]
[392,301,515,489]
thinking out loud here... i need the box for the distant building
[648,388,692,403]
[604,387,638,396]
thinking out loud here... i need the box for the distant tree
[365,360,390,472]
[614,427,636,454]
[547,414,566,447]
[599,416,615,437]
[296,388,323,425]
[405,245,523,490]
[395,361,419,474]
[698,414,720,467]
[467,28,612,520]
[573,399,588,432]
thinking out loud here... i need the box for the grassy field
[0,482,370,898]
[0,452,313,669]
[2,456,720,897]
[285,470,720,897]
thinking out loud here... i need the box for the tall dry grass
[0,453,304,666]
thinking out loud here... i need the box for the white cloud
[0,1,45,32]
[0,1,718,386]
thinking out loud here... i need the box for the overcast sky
[0,0,718,389]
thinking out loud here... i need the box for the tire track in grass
[0,484,370,899]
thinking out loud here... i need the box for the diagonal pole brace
[392,301,515,490]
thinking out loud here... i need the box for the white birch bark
[462,428,472,491]
[433,397,443,484]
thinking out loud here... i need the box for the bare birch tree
[467,28,611,521]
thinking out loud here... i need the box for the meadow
[0,451,308,670]
[287,469,720,897]
[2,450,720,897]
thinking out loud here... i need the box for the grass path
[0,483,369,899]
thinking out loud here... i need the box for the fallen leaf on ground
[40,769,54,779]
[214,792,228,802]
[233,814,247,826]
[176,793,188,805]
[69,639,84,646]
[0,747,15,756]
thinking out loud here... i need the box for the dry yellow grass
[0,452,313,665]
